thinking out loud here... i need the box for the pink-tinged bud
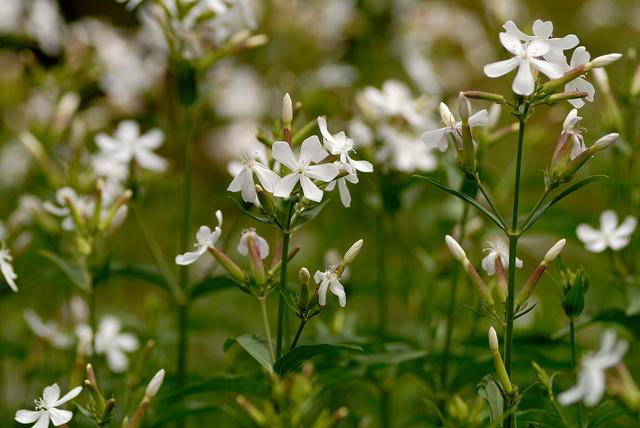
[445,235,467,262]
[494,255,508,302]
[246,234,266,285]
[591,133,618,151]
[488,326,499,351]
[462,90,505,104]
[282,93,293,128]
[208,247,247,282]
[343,239,363,264]
[86,364,97,387]
[541,64,587,94]
[547,91,588,103]
[458,92,470,121]
[590,53,623,68]
[439,102,456,127]
[516,263,547,309]
[145,369,165,398]
[544,239,566,265]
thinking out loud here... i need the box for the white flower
[481,240,523,276]
[15,383,83,428]
[326,172,359,208]
[561,109,587,160]
[0,242,18,292]
[421,102,488,152]
[576,210,637,253]
[95,316,139,373]
[314,269,346,307]
[227,150,280,203]
[318,116,373,175]
[43,187,85,231]
[237,228,269,260]
[95,120,167,172]
[378,125,437,173]
[360,80,428,128]
[176,210,223,265]
[503,19,579,65]
[272,137,339,202]
[558,329,628,406]
[23,310,72,349]
[484,25,566,95]
[564,46,595,108]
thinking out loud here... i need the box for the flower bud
[439,102,456,127]
[209,247,248,282]
[462,90,505,104]
[299,267,310,284]
[543,239,566,265]
[343,239,363,264]
[458,92,470,121]
[546,91,588,103]
[282,93,293,128]
[488,326,512,394]
[255,185,275,215]
[591,133,618,151]
[488,326,499,351]
[561,268,589,318]
[145,369,165,398]
[445,235,467,262]
[590,53,623,68]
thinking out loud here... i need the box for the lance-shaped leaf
[274,343,362,376]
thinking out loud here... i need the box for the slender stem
[276,202,294,358]
[475,176,506,226]
[503,104,529,428]
[440,202,470,391]
[376,206,387,335]
[259,297,276,364]
[89,281,97,363]
[289,320,307,350]
[570,319,583,427]
[549,395,572,428]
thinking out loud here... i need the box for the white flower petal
[15,410,44,424]
[134,149,168,172]
[137,128,164,149]
[43,384,61,406]
[252,163,280,193]
[273,173,299,198]
[499,32,524,56]
[483,57,520,78]
[299,135,327,165]
[299,175,324,202]
[468,109,489,127]
[512,60,535,95]
[337,178,351,208]
[32,412,51,428]
[272,142,298,170]
[600,210,619,233]
[53,386,83,407]
[529,57,563,79]
[48,408,73,426]
[175,245,207,265]
[106,349,129,373]
[305,164,339,182]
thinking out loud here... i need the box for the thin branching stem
[276,202,294,358]
[259,296,276,364]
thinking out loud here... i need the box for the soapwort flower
[503,19,578,66]
[481,240,523,276]
[318,116,373,175]
[564,47,595,108]
[421,102,488,152]
[94,316,139,373]
[576,210,637,253]
[314,269,346,307]
[15,383,83,428]
[272,137,339,202]
[558,329,628,406]
[176,210,223,265]
[0,242,18,292]
[227,148,280,203]
[237,228,269,260]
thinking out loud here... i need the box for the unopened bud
[86,363,97,387]
[590,53,623,68]
[458,92,470,121]
[445,235,467,262]
[591,133,619,151]
[145,369,165,398]
[209,247,248,282]
[343,239,363,264]
[488,326,512,393]
[299,267,310,284]
[439,102,456,127]
[543,239,566,265]
[488,326,499,351]
[462,90,505,104]
[282,93,293,128]
[547,91,588,103]
[245,34,268,48]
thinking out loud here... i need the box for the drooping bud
[590,53,623,68]
[343,239,363,264]
[488,327,512,394]
[546,91,588,103]
[145,369,165,398]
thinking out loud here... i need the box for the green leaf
[189,276,237,300]
[228,196,276,225]
[274,343,362,376]
[107,261,168,291]
[478,376,504,423]
[521,175,607,232]
[353,349,427,367]
[414,176,506,230]
[40,250,91,291]
[159,375,268,402]
[290,199,330,232]
[587,400,627,427]
[231,334,274,374]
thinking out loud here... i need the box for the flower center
[35,397,48,411]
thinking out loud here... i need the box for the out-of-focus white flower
[576,210,637,253]
[558,329,628,406]
[361,80,429,128]
[43,187,128,231]
[94,316,139,373]
[503,19,578,65]
[227,149,280,203]
[348,120,374,147]
[15,383,82,428]
[421,102,488,152]
[0,243,18,292]
[481,240,523,275]
[378,125,437,173]
[116,0,144,11]
[237,228,269,259]
[484,22,568,95]
[26,0,65,55]
[176,211,223,265]
[95,120,167,172]
[0,141,31,189]
[272,137,339,202]
[564,47,595,108]
[23,310,73,349]
[210,64,268,120]
[314,269,346,307]
[0,0,22,33]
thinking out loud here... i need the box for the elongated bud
[488,327,512,394]
[462,90,505,104]
[458,92,470,121]
[246,34,268,48]
[591,133,618,151]
[631,64,640,97]
[343,239,363,264]
[247,234,266,285]
[445,235,467,262]
[298,267,310,310]
[255,185,275,215]
[532,361,552,391]
[541,64,587,94]
[99,189,132,231]
[547,91,588,103]
[439,102,456,127]
[208,247,248,282]
[590,53,623,68]
[145,369,165,398]
[236,395,267,425]
[86,363,97,388]
[282,93,293,128]
[544,239,566,265]
[299,267,310,284]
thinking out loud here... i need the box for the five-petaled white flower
[237,228,269,260]
[95,316,139,373]
[561,109,587,159]
[326,172,359,208]
[314,269,346,307]
[272,137,339,202]
[95,120,168,172]
[576,210,637,253]
[558,329,628,407]
[481,240,523,275]
[176,210,223,265]
[15,383,83,428]
[421,102,488,152]
[318,116,373,175]
[227,148,280,203]
[484,24,566,95]
[1,242,18,292]
[503,19,579,66]
[360,80,428,128]
[564,47,595,108]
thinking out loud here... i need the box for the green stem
[89,280,97,363]
[503,104,529,428]
[259,297,276,364]
[289,320,307,351]
[549,395,572,428]
[276,202,294,358]
[570,319,583,427]
[440,202,470,391]
[475,175,506,226]
[376,206,387,335]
